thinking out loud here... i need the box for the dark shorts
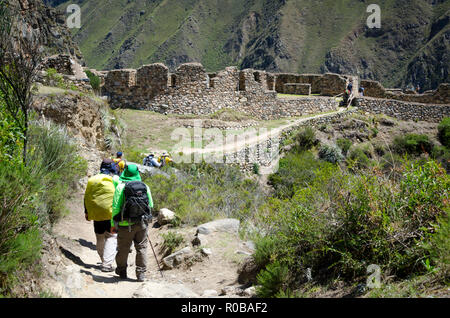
[94,220,111,234]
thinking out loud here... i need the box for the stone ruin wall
[360,79,449,105]
[39,54,93,93]
[356,80,450,122]
[357,97,450,123]
[274,73,348,96]
[232,108,358,173]
[102,63,341,120]
[41,54,74,75]
[101,62,449,123]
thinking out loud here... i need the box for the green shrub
[252,163,260,175]
[257,158,449,286]
[294,126,318,152]
[122,146,144,164]
[253,236,281,269]
[373,142,386,156]
[256,261,290,298]
[371,127,379,138]
[431,145,450,172]
[336,138,352,156]
[27,120,87,223]
[45,68,65,88]
[161,231,185,257]
[0,119,86,296]
[268,151,333,199]
[393,134,433,155]
[0,165,43,291]
[142,162,265,226]
[437,117,450,148]
[0,97,23,163]
[318,144,344,164]
[422,213,449,278]
[347,147,371,169]
[85,70,101,92]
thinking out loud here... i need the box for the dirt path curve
[48,192,162,297]
[41,108,348,298]
[45,191,248,298]
[180,108,348,155]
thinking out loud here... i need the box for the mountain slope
[46,0,449,90]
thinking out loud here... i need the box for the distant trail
[179,108,347,155]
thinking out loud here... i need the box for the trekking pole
[147,233,164,278]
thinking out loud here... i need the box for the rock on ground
[162,246,194,269]
[237,257,261,285]
[158,208,176,225]
[196,218,240,235]
[133,282,199,298]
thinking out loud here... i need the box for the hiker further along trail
[143,152,173,168]
[113,151,126,175]
[111,164,154,282]
[84,160,118,272]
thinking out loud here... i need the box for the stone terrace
[101,63,345,120]
[100,62,449,122]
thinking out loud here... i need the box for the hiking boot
[115,268,127,279]
[136,273,146,282]
[101,265,114,273]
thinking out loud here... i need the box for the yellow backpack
[84,174,115,221]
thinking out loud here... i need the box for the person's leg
[115,227,134,278]
[95,232,106,264]
[94,220,111,265]
[101,231,118,271]
[133,224,149,281]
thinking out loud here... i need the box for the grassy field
[117,109,300,154]
[117,107,345,159]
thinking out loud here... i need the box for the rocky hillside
[44,0,449,91]
[13,0,84,63]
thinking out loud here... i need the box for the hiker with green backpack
[110,164,154,282]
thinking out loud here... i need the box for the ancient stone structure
[41,54,74,75]
[39,54,92,93]
[274,73,347,95]
[100,61,449,124]
[360,80,449,105]
[283,83,311,95]
[356,97,450,123]
[101,63,343,120]
[226,108,359,173]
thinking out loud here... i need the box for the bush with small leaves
[294,126,318,152]
[161,231,185,257]
[393,134,433,155]
[318,144,344,164]
[347,147,371,169]
[336,138,352,156]
[437,117,450,148]
[256,261,290,298]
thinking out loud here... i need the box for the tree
[0,0,43,164]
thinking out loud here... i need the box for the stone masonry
[101,63,341,120]
[100,62,449,122]
[360,79,449,105]
[357,97,450,123]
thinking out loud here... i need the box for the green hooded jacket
[111,164,153,227]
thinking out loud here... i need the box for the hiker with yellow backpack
[84,159,119,272]
[113,151,126,174]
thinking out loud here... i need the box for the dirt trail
[181,108,347,155]
[43,191,249,298]
[41,109,350,298]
